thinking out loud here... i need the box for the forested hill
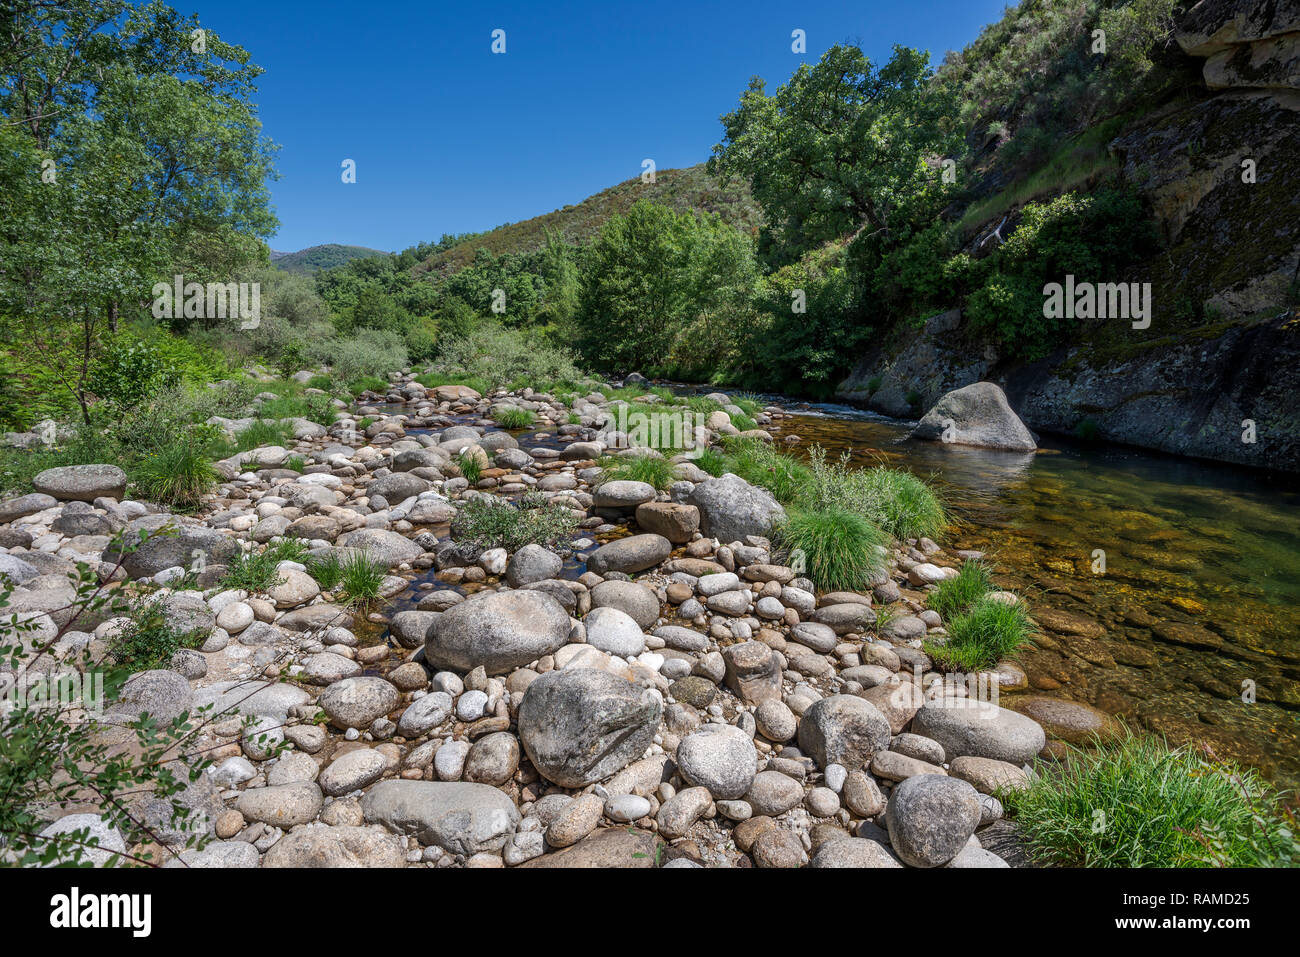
[272,244,390,274]
[417,164,762,277]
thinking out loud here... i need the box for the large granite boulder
[911,382,1037,452]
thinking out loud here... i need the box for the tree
[576,200,758,373]
[709,44,963,265]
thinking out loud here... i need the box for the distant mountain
[272,244,390,274]
[417,163,762,276]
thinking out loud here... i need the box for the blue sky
[193,0,1012,252]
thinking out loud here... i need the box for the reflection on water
[777,407,1300,786]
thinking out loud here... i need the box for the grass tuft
[598,454,676,491]
[928,559,994,621]
[451,494,577,551]
[495,407,536,430]
[924,594,1034,670]
[775,507,888,592]
[134,437,218,509]
[1004,732,1298,867]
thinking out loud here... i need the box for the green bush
[964,188,1159,358]
[348,375,388,396]
[928,559,994,621]
[432,321,582,389]
[691,447,728,477]
[1005,732,1294,867]
[451,494,578,551]
[305,329,407,383]
[776,507,888,592]
[88,336,180,409]
[134,437,219,510]
[924,595,1034,670]
[108,595,207,671]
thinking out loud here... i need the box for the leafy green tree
[576,201,758,372]
[710,44,963,265]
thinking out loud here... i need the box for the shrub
[928,559,994,621]
[496,407,536,430]
[432,321,582,388]
[775,507,888,592]
[108,595,207,671]
[451,494,578,550]
[925,595,1034,670]
[305,329,407,383]
[598,454,676,491]
[1005,732,1294,867]
[134,437,219,509]
[87,336,179,409]
[348,375,388,396]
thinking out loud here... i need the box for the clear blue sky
[192,0,1012,252]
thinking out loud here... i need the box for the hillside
[273,244,390,274]
[416,164,761,276]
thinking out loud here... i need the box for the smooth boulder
[911,382,1037,452]
[425,590,570,675]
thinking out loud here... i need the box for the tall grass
[800,447,947,540]
[928,559,994,621]
[722,436,811,503]
[690,447,727,477]
[134,438,218,509]
[307,552,387,605]
[1005,732,1295,867]
[924,595,1034,670]
[775,507,888,592]
[598,454,676,491]
[455,450,484,484]
[222,539,311,592]
[495,407,536,430]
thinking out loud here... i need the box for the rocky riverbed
[0,372,1071,868]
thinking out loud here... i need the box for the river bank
[2,370,1293,868]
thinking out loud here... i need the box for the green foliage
[348,375,388,396]
[798,447,948,540]
[776,507,889,592]
[575,200,759,375]
[495,407,536,430]
[334,553,387,605]
[283,455,306,473]
[598,454,676,491]
[928,559,994,621]
[925,595,1034,670]
[133,436,219,509]
[221,540,310,592]
[964,188,1159,358]
[940,0,1182,179]
[1004,732,1294,867]
[304,329,408,384]
[711,44,962,265]
[228,419,291,453]
[691,447,728,477]
[431,321,581,388]
[455,451,484,484]
[108,593,207,671]
[720,437,811,504]
[88,336,180,408]
[451,494,578,551]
